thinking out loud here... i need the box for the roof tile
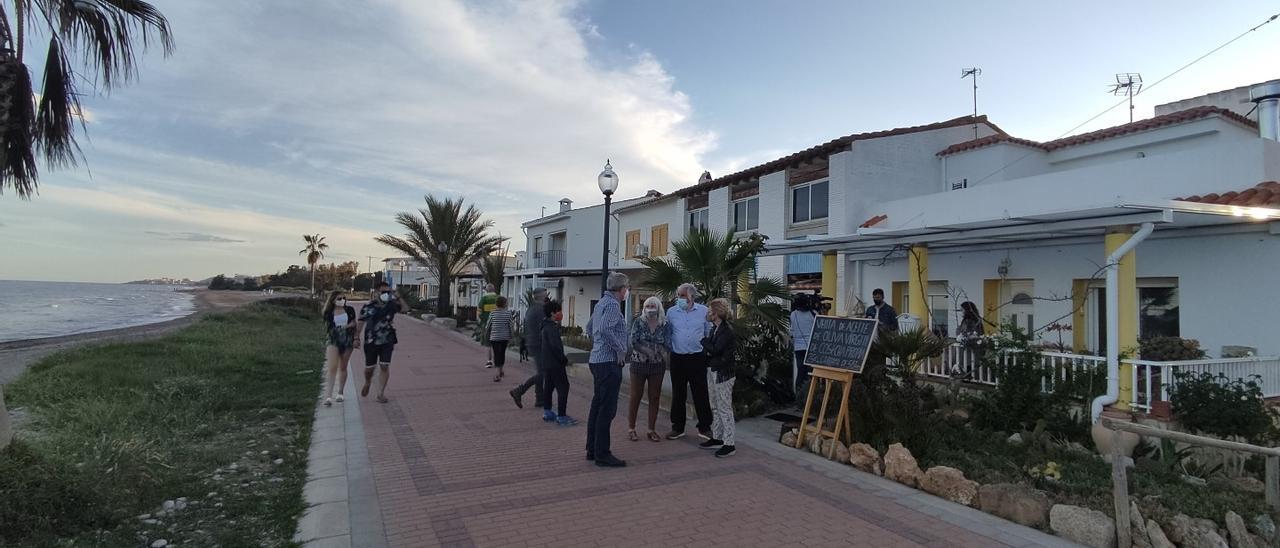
[1177,181,1280,207]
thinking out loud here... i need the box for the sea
[0,280,197,343]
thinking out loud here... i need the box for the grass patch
[1,298,323,547]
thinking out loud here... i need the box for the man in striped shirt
[585,272,630,468]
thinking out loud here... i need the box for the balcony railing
[918,344,1280,412]
[533,250,566,268]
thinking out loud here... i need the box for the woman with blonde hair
[321,290,359,407]
[700,298,738,457]
[626,296,671,442]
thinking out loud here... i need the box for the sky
[1,0,1277,283]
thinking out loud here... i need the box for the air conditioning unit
[633,243,649,258]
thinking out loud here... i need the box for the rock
[1226,512,1256,548]
[947,407,970,420]
[920,466,979,506]
[206,492,216,498]
[883,443,923,487]
[807,434,822,455]
[1148,520,1175,548]
[1049,504,1116,548]
[273,458,284,465]
[424,314,437,322]
[977,483,1052,528]
[1130,502,1152,548]
[151,541,168,548]
[848,443,882,476]
[833,442,850,464]
[433,317,457,329]
[1008,433,1024,445]
[1183,527,1229,548]
[1166,515,1227,548]
[138,514,152,520]
[1233,477,1266,494]
[819,439,849,463]
[1250,514,1276,543]
[1069,442,1091,454]
[1166,515,1192,545]
[260,450,269,455]
[162,500,176,511]
[174,500,188,511]
[143,519,159,525]
[780,431,797,447]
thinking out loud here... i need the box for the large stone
[1226,512,1256,548]
[1233,477,1266,494]
[1050,504,1117,548]
[825,440,850,464]
[1183,527,1229,548]
[884,443,923,488]
[1249,514,1276,543]
[848,443,882,476]
[433,317,457,329]
[0,385,10,451]
[807,434,823,455]
[920,466,979,506]
[977,483,1052,528]
[1147,519,1175,548]
[1166,514,1192,545]
[1130,501,1152,548]
[1167,514,1223,546]
[780,431,797,447]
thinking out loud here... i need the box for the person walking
[539,300,577,426]
[665,283,714,441]
[321,290,359,407]
[789,294,817,397]
[487,296,515,382]
[510,288,548,408]
[360,281,405,403]
[626,297,670,443]
[479,283,498,368]
[586,272,630,467]
[701,298,738,458]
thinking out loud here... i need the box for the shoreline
[0,290,275,385]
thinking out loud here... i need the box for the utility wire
[969,11,1280,186]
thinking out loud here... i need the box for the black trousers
[542,366,570,416]
[515,349,546,405]
[491,340,509,368]
[669,352,712,433]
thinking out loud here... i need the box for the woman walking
[322,291,359,407]
[539,300,577,426]
[627,297,670,442]
[700,298,738,458]
[488,296,515,382]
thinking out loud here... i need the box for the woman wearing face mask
[539,300,577,426]
[321,290,359,407]
[700,298,738,458]
[626,297,670,442]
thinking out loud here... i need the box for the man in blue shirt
[665,282,714,441]
[586,272,631,467]
[865,288,899,332]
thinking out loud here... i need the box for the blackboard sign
[804,316,878,373]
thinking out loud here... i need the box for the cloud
[145,231,246,243]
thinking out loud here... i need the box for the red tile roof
[1178,181,1280,208]
[938,106,1257,157]
[859,214,888,228]
[619,115,1003,211]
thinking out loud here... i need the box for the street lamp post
[397,260,406,288]
[437,242,449,316]
[597,160,619,293]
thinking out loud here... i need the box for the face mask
[645,308,658,319]
[335,299,346,307]
[380,293,392,303]
[676,297,689,309]
[553,312,563,322]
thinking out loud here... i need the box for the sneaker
[323,398,333,407]
[542,410,557,422]
[665,431,686,440]
[556,416,579,427]
[715,445,736,458]
[697,429,713,441]
[509,389,524,409]
[485,361,494,368]
[699,439,724,450]
[594,456,627,468]
[335,394,345,403]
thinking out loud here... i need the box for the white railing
[1124,356,1280,412]
[921,345,1280,413]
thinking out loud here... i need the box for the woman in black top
[700,298,738,457]
[322,290,359,407]
[539,300,577,426]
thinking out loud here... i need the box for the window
[688,208,709,233]
[792,180,829,223]
[733,197,759,232]
[900,281,950,337]
[651,224,669,256]
[624,230,641,259]
[533,236,542,255]
[1089,279,1180,353]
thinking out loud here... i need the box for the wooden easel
[794,365,854,458]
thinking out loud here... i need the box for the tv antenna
[1109,73,1143,123]
[961,68,982,139]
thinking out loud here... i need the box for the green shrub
[1170,371,1273,442]
[1140,337,1207,361]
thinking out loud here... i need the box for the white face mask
[644,308,658,319]
[379,293,392,303]
[335,298,346,307]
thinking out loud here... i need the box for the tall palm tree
[639,230,790,329]
[0,0,174,198]
[376,195,505,317]
[475,250,508,294]
[299,234,328,296]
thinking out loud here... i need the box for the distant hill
[125,278,199,286]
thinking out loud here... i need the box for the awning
[763,201,1280,258]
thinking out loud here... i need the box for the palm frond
[0,48,39,198]
[34,38,80,168]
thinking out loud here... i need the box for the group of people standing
[504,274,739,468]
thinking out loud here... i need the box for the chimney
[698,171,713,185]
[1250,80,1280,141]
[558,198,573,213]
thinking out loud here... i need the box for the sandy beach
[0,290,276,385]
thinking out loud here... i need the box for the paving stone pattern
[358,319,1072,547]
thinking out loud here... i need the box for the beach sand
[0,290,276,385]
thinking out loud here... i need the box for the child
[539,300,576,426]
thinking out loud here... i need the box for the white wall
[615,199,683,271]
[709,186,730,235]
[523,195,652,270]
[853,227,1280,356]
[757,170,787,280]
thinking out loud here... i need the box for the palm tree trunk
[438,277,450,317]
[310,264,316,297]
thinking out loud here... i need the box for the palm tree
[299,234,328,296]
[475,251,508,294]
[376,195,505,317]
[639,230,789,318]
[0,0,174,198]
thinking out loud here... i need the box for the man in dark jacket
[539,300,576,425]
[510,288,548,408]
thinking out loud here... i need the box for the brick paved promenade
[353,318,1077,547]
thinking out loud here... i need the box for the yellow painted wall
[820,252,838,312]
[982,279,1000,335]
[1072,279,1089,352]
[1105,227,1139,411]
[907,245,929,328]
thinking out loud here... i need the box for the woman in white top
[322,290,359,407]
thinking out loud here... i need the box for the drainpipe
[1091,222,1155,422]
